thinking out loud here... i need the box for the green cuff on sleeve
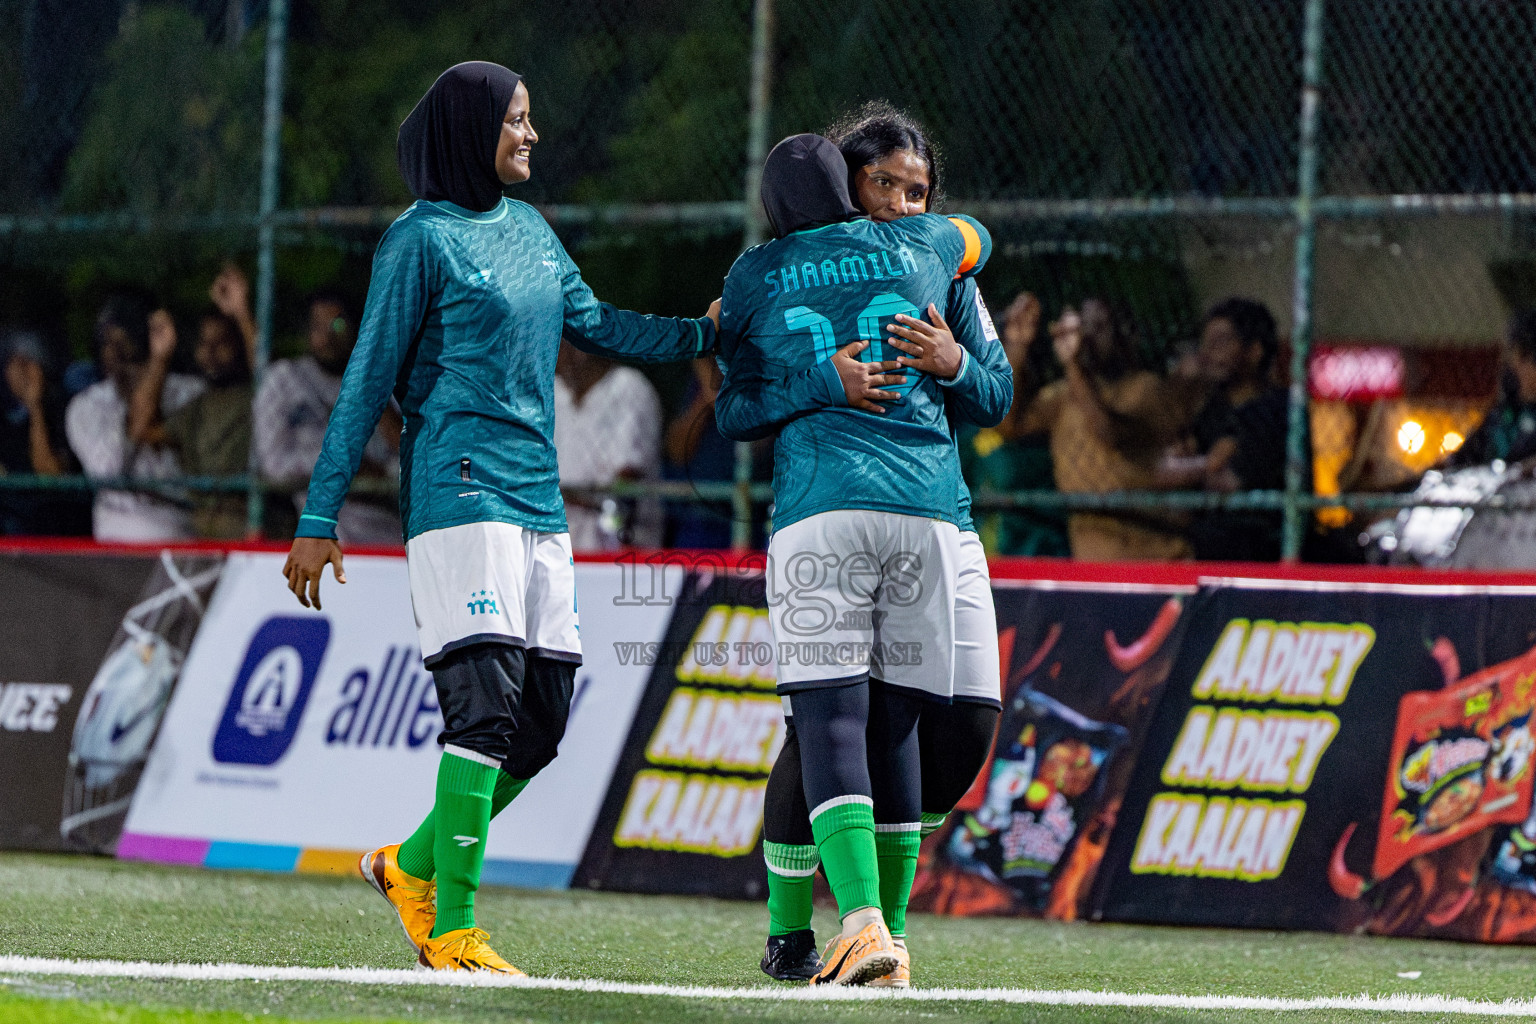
[937,348,971,388]
[295,513,339,540]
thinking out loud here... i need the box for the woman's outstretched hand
[886,303,963,380]
[283,537,346,610]
[833,340,907,413]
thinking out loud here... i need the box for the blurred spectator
[959,293,1069,556]
[663,356,769,549]
[1184,297,1293,561]
[1445,308,1536,469]
[61,359,101,399]
[999,296,1198,561]
[127,306,253,539]
[67,291,205,542]
[554,340,662,550]
[208,262,258,365]
[0,329,90,535]
[255,288,401,545]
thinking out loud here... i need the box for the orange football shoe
[360,844,435,953]
[866,937,910,988]
[808,916,898,986]
[417,927,524,975]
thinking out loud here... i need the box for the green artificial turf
[1,852,1531,1023]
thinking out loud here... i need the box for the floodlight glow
[1397,420,1426,454]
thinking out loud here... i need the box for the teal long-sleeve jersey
[945,276,1013,533]
[716,269,1012,535]
[296,198,714,543]
[715,213,992,531]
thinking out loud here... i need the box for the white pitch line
[1,956,1535,1016]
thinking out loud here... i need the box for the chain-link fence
[2,0,1534,562]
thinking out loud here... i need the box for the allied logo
[467,590,499,616]
[212,617,331,766]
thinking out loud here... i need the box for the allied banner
[1097,578,1536,941]
[910,580,1193,920]
[121,552,677,887]
[574,564,782,899]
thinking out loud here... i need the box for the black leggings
[789,679,924,828]
[764,696,1000,846]
[432,642,577,779]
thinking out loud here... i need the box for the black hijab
[397,62,522,213]
[759,134,863,239]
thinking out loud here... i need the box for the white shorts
[767,509,960,700]
[406,521,581,669]
[953,531,1001,708]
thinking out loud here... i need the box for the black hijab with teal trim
[397,62,522,213]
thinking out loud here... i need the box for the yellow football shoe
[866,937,910,988]
[808,916,898,986]
[416,927,524,975]
[360,844,436,953]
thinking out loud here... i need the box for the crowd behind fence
[3,0,1536,562]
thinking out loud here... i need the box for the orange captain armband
[948,216,982,278]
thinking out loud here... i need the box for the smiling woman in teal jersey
[715,133,991,987]
[747,108,1012,988]
[282,63,714,977]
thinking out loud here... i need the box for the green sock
[810,797,880,918]
[428,749,499,938]
[397,771,529,882]
[875,827,921,937]
[920,811,948,838]
[763,841,819,936]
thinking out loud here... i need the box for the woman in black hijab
[396,61,529,210]
[283,62,717,976]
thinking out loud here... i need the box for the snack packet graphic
[951,687,1128,909]
[1331,641,1536,897]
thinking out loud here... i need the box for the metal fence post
[247,0,288,538]
[1283,0,1325,562]
[731,0,775,551]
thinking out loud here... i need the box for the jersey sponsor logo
[453,835,480,847]
[212,617,331,766]
[467,590,499,616]
[0,682,72,733]
[976,291,999,342]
